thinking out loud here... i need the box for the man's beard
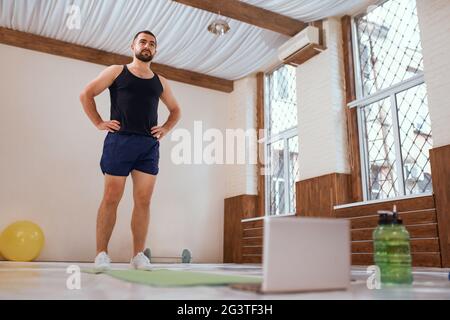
[136,50,154,62]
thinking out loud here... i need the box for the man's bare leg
[130,170,157,256]
[96,174,127,254]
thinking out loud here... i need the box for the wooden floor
[0,262,449,300]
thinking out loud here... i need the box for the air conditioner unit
[278,26,320,62]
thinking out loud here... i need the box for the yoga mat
[83,269,262,287]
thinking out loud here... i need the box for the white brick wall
[226,76,258,198]
[297,18,350,181]
[417,0,450,148]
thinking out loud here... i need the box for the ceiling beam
[172,0,307,37]
[0,27,233,93]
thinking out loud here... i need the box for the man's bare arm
[79,65,123,132]
[151,75,181,140]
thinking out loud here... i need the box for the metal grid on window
[265,64,299,216]
[362,98,400,200]
[360,84,433,200]
[396,83,433,195]
[288,136,300,213]
[266,65,298,136]
[268,140,286,216]
[356,0,423,97]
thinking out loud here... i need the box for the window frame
[349,3,431,201]
[263,65,299,216]
[264,128,299,216]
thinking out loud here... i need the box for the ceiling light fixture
[207,12,230,36]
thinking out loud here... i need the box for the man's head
[132,31,157,62]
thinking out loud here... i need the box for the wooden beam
[152,64,233,93]
[341,16,363,202]
[172,0,307,37]
[256,72,265,217]
[0,27,233,93]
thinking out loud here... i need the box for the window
[265,65,299,215]
[351,0,433,200]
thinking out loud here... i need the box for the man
[79,31,181,271]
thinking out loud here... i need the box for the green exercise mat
[83,269,262,287]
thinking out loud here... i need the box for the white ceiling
[0,0,373,80]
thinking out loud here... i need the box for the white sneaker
[130,252,152,271]
[94,252,111,272]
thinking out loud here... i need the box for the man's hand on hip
[151,125,168,141]
[97,120,121,133]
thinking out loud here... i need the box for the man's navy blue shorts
[100,132,160,177]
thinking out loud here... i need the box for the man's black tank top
[109,65,163,136]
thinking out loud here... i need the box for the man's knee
[103,187,123,206]
[134,192,151,208]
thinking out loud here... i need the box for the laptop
[231,217,351,294]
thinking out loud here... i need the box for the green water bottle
[373,211,391,279]
[382,207,413,285]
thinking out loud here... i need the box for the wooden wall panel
[242,246,263,255]
[241,219,264,263]
[296,173,352,217]
[352,223,438,241]
[349,210,437,229]
[223,195,257,263]
[241,256,263,264]
[430,144,450,267]
[241,237,263,247]
[336,195,442,267]
[242,220,264,229]
[335,196,436,219]
[243,228,263,238]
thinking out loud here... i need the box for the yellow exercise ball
[0,221,45,262]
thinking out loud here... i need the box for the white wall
[296,18,350,181]
[0,43,229,263]
[226,76,258,198]
[417,0,450,148]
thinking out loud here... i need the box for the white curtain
[243,0,375,21]
[0,0,371,80]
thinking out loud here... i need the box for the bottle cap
[377,211,392,225]
[392,205,402,224]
